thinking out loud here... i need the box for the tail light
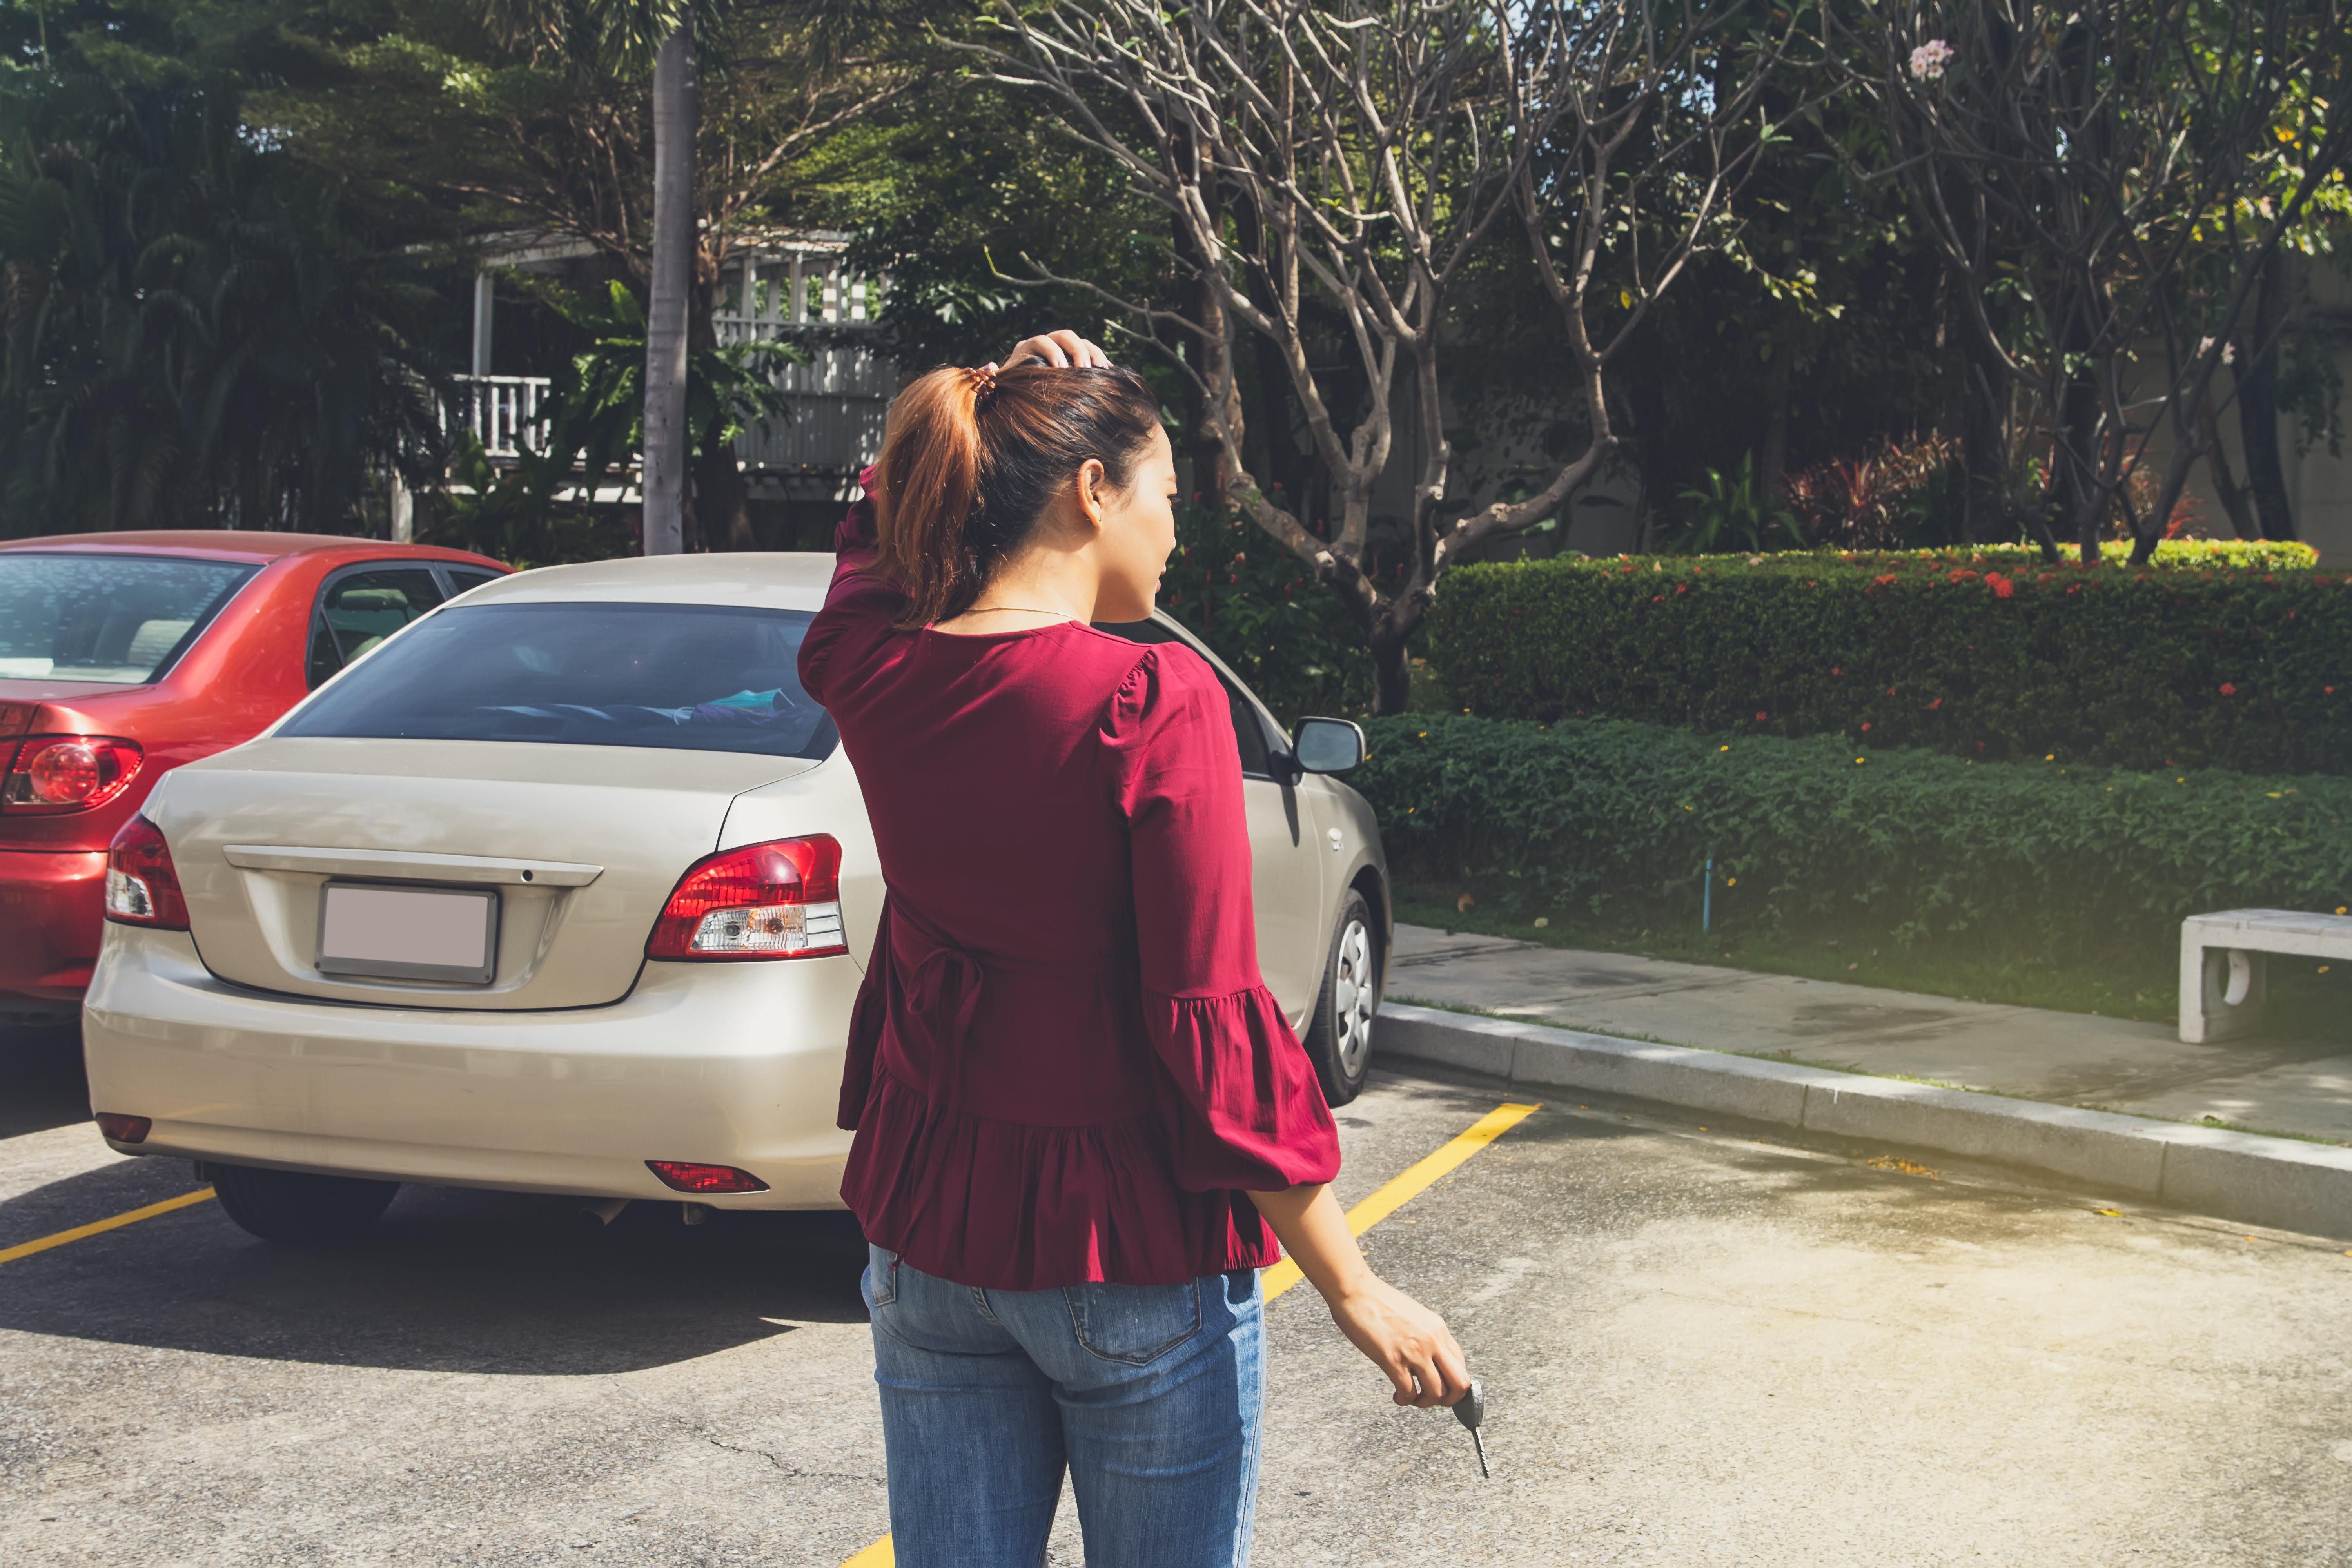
[646,835,847,961]
[95,1113,151,1144]
[646,1160,768,1194]
[104,815,189,929]
[2,735,143,813]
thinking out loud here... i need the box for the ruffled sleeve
[1102,645,1341,1194]
[797,465,904,707]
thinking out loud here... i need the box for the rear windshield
[0,553,256,684]
[279,601,838,760]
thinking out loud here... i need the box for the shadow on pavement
[0,1020,91,1140]
[0,1166,871,1376]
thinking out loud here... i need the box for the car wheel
[1304,890,1379,1107]
[205,1163,398,1246]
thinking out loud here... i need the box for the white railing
[456,375,551,458]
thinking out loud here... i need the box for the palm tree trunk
[642,24,696,556]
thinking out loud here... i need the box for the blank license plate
[317,883,499,985]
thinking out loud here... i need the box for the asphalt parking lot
[4,1020,2350,1567]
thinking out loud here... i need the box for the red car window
[307,566,447,689]
[0,553,256,685]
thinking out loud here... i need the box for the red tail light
[95,1113,151,1144]
[2,735,143,813]
[646,835,847,961]
[104,815,189,929]
[646,1160,768,1194]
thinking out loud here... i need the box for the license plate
[316,883,499,985]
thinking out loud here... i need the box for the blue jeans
[862,1245,1265,1568]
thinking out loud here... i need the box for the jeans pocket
[1062,1278,1203,1367]
[863,1247,900,1309]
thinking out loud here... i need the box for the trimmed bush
[1429,541,2350,774]
[1356,715,2352,953]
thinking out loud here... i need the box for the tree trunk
[2198,396,2259,539]
[686,252,758,552]
[1370,633,1412,717]
[2238,248,2296,541]
[642,25,696,557]
[1757,335,1791,497]
[693,436,756,551]
[1174,148,1232,506]
[1958,353,2010,544]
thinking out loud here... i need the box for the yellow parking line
[1259,1100,1541,1300]
[838,1099,1542,1567]
[0,1188,216,1266]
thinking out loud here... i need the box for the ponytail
[869,359,1162,629]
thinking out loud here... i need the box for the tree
[1838,0,2352,563]
[967,0,1807,711]
[270,0,906,550]
[0,74,448,535]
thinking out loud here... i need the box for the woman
[799,330,1467,1568]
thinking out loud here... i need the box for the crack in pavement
[699,1434,880,1486]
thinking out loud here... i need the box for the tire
[205,1163,398,1246]
[1303,889,1380,1107]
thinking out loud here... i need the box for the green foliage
[1156,502,1373,725]
[536,277,799,491]
[0,73,448,534]
[427,279,800,564]
[1356,715,2352,956]
[1661,453,1802,554]
[1428,543,2349,774]
[814,74,1175,371]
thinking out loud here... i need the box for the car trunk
[155,737,817,1010]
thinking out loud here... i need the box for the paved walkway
[1388,925,2352,1146]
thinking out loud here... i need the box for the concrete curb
[1376,1003,2352,1240]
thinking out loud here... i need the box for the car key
[1454,1378,1489,1478]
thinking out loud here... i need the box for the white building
[442,229,895,545]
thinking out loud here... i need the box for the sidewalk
[1379,923,2352,1238]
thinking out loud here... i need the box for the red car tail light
[646,835,848,961]
[104,815,189,929]
[646,1160,769,1194]
[95,1113,151,1144]
[2,735,143,813]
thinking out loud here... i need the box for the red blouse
[799,492,1341,1290]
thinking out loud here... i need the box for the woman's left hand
[998,330,1111,371]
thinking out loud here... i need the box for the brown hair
[868,360,1163,628]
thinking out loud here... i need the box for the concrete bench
[2180,909,2352,1042]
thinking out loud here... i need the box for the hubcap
[1332,918,1375,1077]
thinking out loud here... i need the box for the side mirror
[1293,717,1366,775]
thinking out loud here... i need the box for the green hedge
[1356,715,2352,951]
[1429,542,2350,774]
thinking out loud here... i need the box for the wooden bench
[2179,909,2352,1042]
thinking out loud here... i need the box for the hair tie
[962,363,998,404]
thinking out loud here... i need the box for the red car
[0,532,509,1020]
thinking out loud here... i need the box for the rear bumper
[0,849,107,1012]
[82,925,858,1207]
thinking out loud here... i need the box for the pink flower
[1910,39,1955,80]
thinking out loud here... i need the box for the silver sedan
[81,555,1390,1244]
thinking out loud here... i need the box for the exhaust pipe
[579,1197,631,1229]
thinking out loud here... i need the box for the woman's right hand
[999,330,1112,371]
[1326,1273,1472,1408]
[1247,1181,1472,1408]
